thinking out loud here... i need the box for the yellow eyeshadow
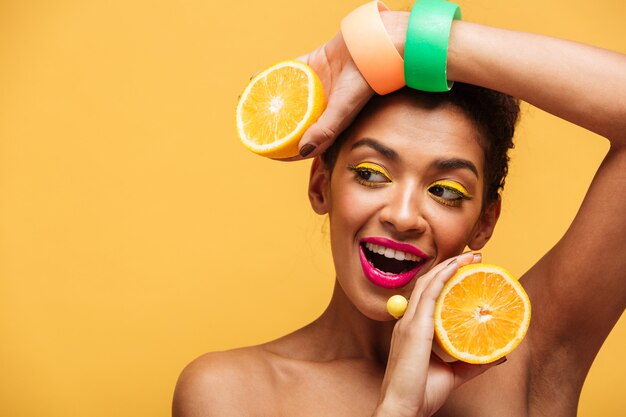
[352,162,392,180]
[431,180,473,198]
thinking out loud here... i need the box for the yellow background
[1,0,624,416]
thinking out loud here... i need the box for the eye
[348,162,392,187]
[428,180,473,207]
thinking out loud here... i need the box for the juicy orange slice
[433,263,531,364]
[235,60,326,159]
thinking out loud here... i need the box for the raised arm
[445,17,626,397]
[298,11,626,150]
[298,6,626,382]
[448,21,626,143]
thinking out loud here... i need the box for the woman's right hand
[290,31,374,159]
[287,11,409,160]
[374,252,504,417]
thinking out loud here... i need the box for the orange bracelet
[340,1,405,95]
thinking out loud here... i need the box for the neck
[305,280,396,364]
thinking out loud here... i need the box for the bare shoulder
[172,346,275,417]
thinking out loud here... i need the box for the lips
[359,237,431,289]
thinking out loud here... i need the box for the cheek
[327,179,386,255]
[424,199,483,256]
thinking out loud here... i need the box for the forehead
[339,93,486,174]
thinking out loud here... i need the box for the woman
[173,4,626,416]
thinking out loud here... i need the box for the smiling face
[309,93,500,321]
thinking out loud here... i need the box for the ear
[468,197,501,250]
[308,157,331,215]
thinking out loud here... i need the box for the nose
[379,182,428,235]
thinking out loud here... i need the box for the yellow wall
[0,1,623,416]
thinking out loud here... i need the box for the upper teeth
[364,242,422,262]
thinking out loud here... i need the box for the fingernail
[299,143,316,157]
[473,253,482,262]
[495,357,507,366]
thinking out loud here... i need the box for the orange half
[235,60,326,159]
[434,263,531,364]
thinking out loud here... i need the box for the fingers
[393,252,483,386]
[450,356,507,389]
[297,85,373,158]
[403,252,480,320]
[402,260,457,320]
[275,69,373,161]
[381,252,487,411]
[297,121,338,157]
[273,68,373,162]
[390,256,474,381]
[294,54,309,64]
[289,32,377,160]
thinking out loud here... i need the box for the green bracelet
[404,0,461,92]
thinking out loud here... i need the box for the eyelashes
[347,162,392,187]
[427,180,473,207]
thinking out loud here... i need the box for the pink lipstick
[359,237,431,289]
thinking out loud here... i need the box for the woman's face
[309,94,500,321]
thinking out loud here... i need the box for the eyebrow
[350,137,479,178]
[351,138,398,160]
[434,158,479,178]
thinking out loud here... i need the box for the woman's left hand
[374,252,505,417]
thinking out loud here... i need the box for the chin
[351,290,400,323]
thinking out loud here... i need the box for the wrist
[446,19,468,83]
[380,11,410,57]
[372,397,423,417]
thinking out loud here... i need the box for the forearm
[382,11,626,144]
[449,21,626,143]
